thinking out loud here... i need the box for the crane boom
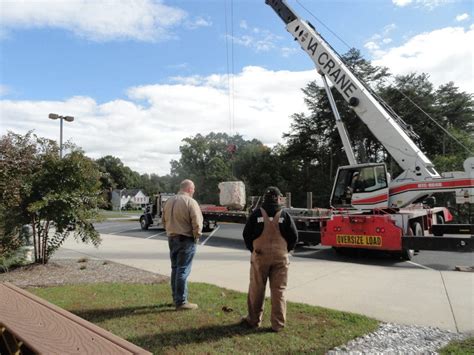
[265,0,440,181]
[320,73,357,165]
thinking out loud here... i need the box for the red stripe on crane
[352,194,388,204]
[389,179,473,196]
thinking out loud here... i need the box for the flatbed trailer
[201,205,327,243]
[141,195,472,257]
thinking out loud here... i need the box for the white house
[111,189,149,210]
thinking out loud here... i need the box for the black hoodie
[242,202,298,252]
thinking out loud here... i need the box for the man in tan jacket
[162,179,203,310]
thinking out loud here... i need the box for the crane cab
[330,163,390,210]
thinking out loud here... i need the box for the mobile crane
[140,1,473,259]
[266,0,473,258]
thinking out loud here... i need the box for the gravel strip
[328,322,468,354]
[0,258,168,287]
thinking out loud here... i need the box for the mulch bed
[0,258,169,288]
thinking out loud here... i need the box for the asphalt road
[94,220,473,272]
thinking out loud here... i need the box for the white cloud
[383,24,397,34]
[455,13,470,22]
[229,22,294,55]
[230,29,282,52]
[0,0,187,42]
[393,0,413,6]
[364,41,380,51]
[227,21,301,57]
[0,67,315,175]
[393,0,453,9]
[185,16,212,30]
[281,47,298,58]
[364,23,397,57]
[372,26,473,93]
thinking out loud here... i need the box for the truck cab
[331,163,390,210]
[140,193,175,230]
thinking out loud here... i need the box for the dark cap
[263,186,282,203]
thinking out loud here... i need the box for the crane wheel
[401,222,423,260]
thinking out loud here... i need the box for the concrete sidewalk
[58,234,473,334]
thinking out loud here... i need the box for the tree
[96,155,131,189]
[0,131,103,264]
[0,132,41,258]
[378,73,439,156]
[433,82,474,170]
[233,142,285,197]
[435,82,473,134]
[170,132,236,203]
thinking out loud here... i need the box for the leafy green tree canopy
[1,131,103,264]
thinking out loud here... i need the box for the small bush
[0,247,30,273]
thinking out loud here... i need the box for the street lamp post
[48,113,74,158]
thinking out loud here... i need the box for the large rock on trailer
[218,181,246,210]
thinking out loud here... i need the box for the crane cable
[224,0,236,177]
[295,0,473,154]
[231,0,235,135]
[224,0,235,136]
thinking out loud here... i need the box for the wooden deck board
[0,282,151,354]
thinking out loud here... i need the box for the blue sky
[1,0,473,175]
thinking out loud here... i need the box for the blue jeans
[168,236,196,306]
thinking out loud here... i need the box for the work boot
[239,317,258,329]
[176,302,198,311]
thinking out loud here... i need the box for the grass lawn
[30,282,379,354]
[439,336,474,355]
[98,209,142,219]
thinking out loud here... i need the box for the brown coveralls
[247,208,289,331]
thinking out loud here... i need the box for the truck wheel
[202,220,215,233]
[202,221,214,233]
[140,216,149,230]
[402,222,423,260]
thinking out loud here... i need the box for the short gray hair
[180,179,194,191]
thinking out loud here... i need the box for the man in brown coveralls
[241,186,298,332]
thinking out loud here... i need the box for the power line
[224,0,232,135]
[225,0,237,178]
[224,0,236,136]
[381,78,473,154]
[295,0,352,51]
[230,0,235,135]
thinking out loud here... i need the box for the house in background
[111,189,149,210]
